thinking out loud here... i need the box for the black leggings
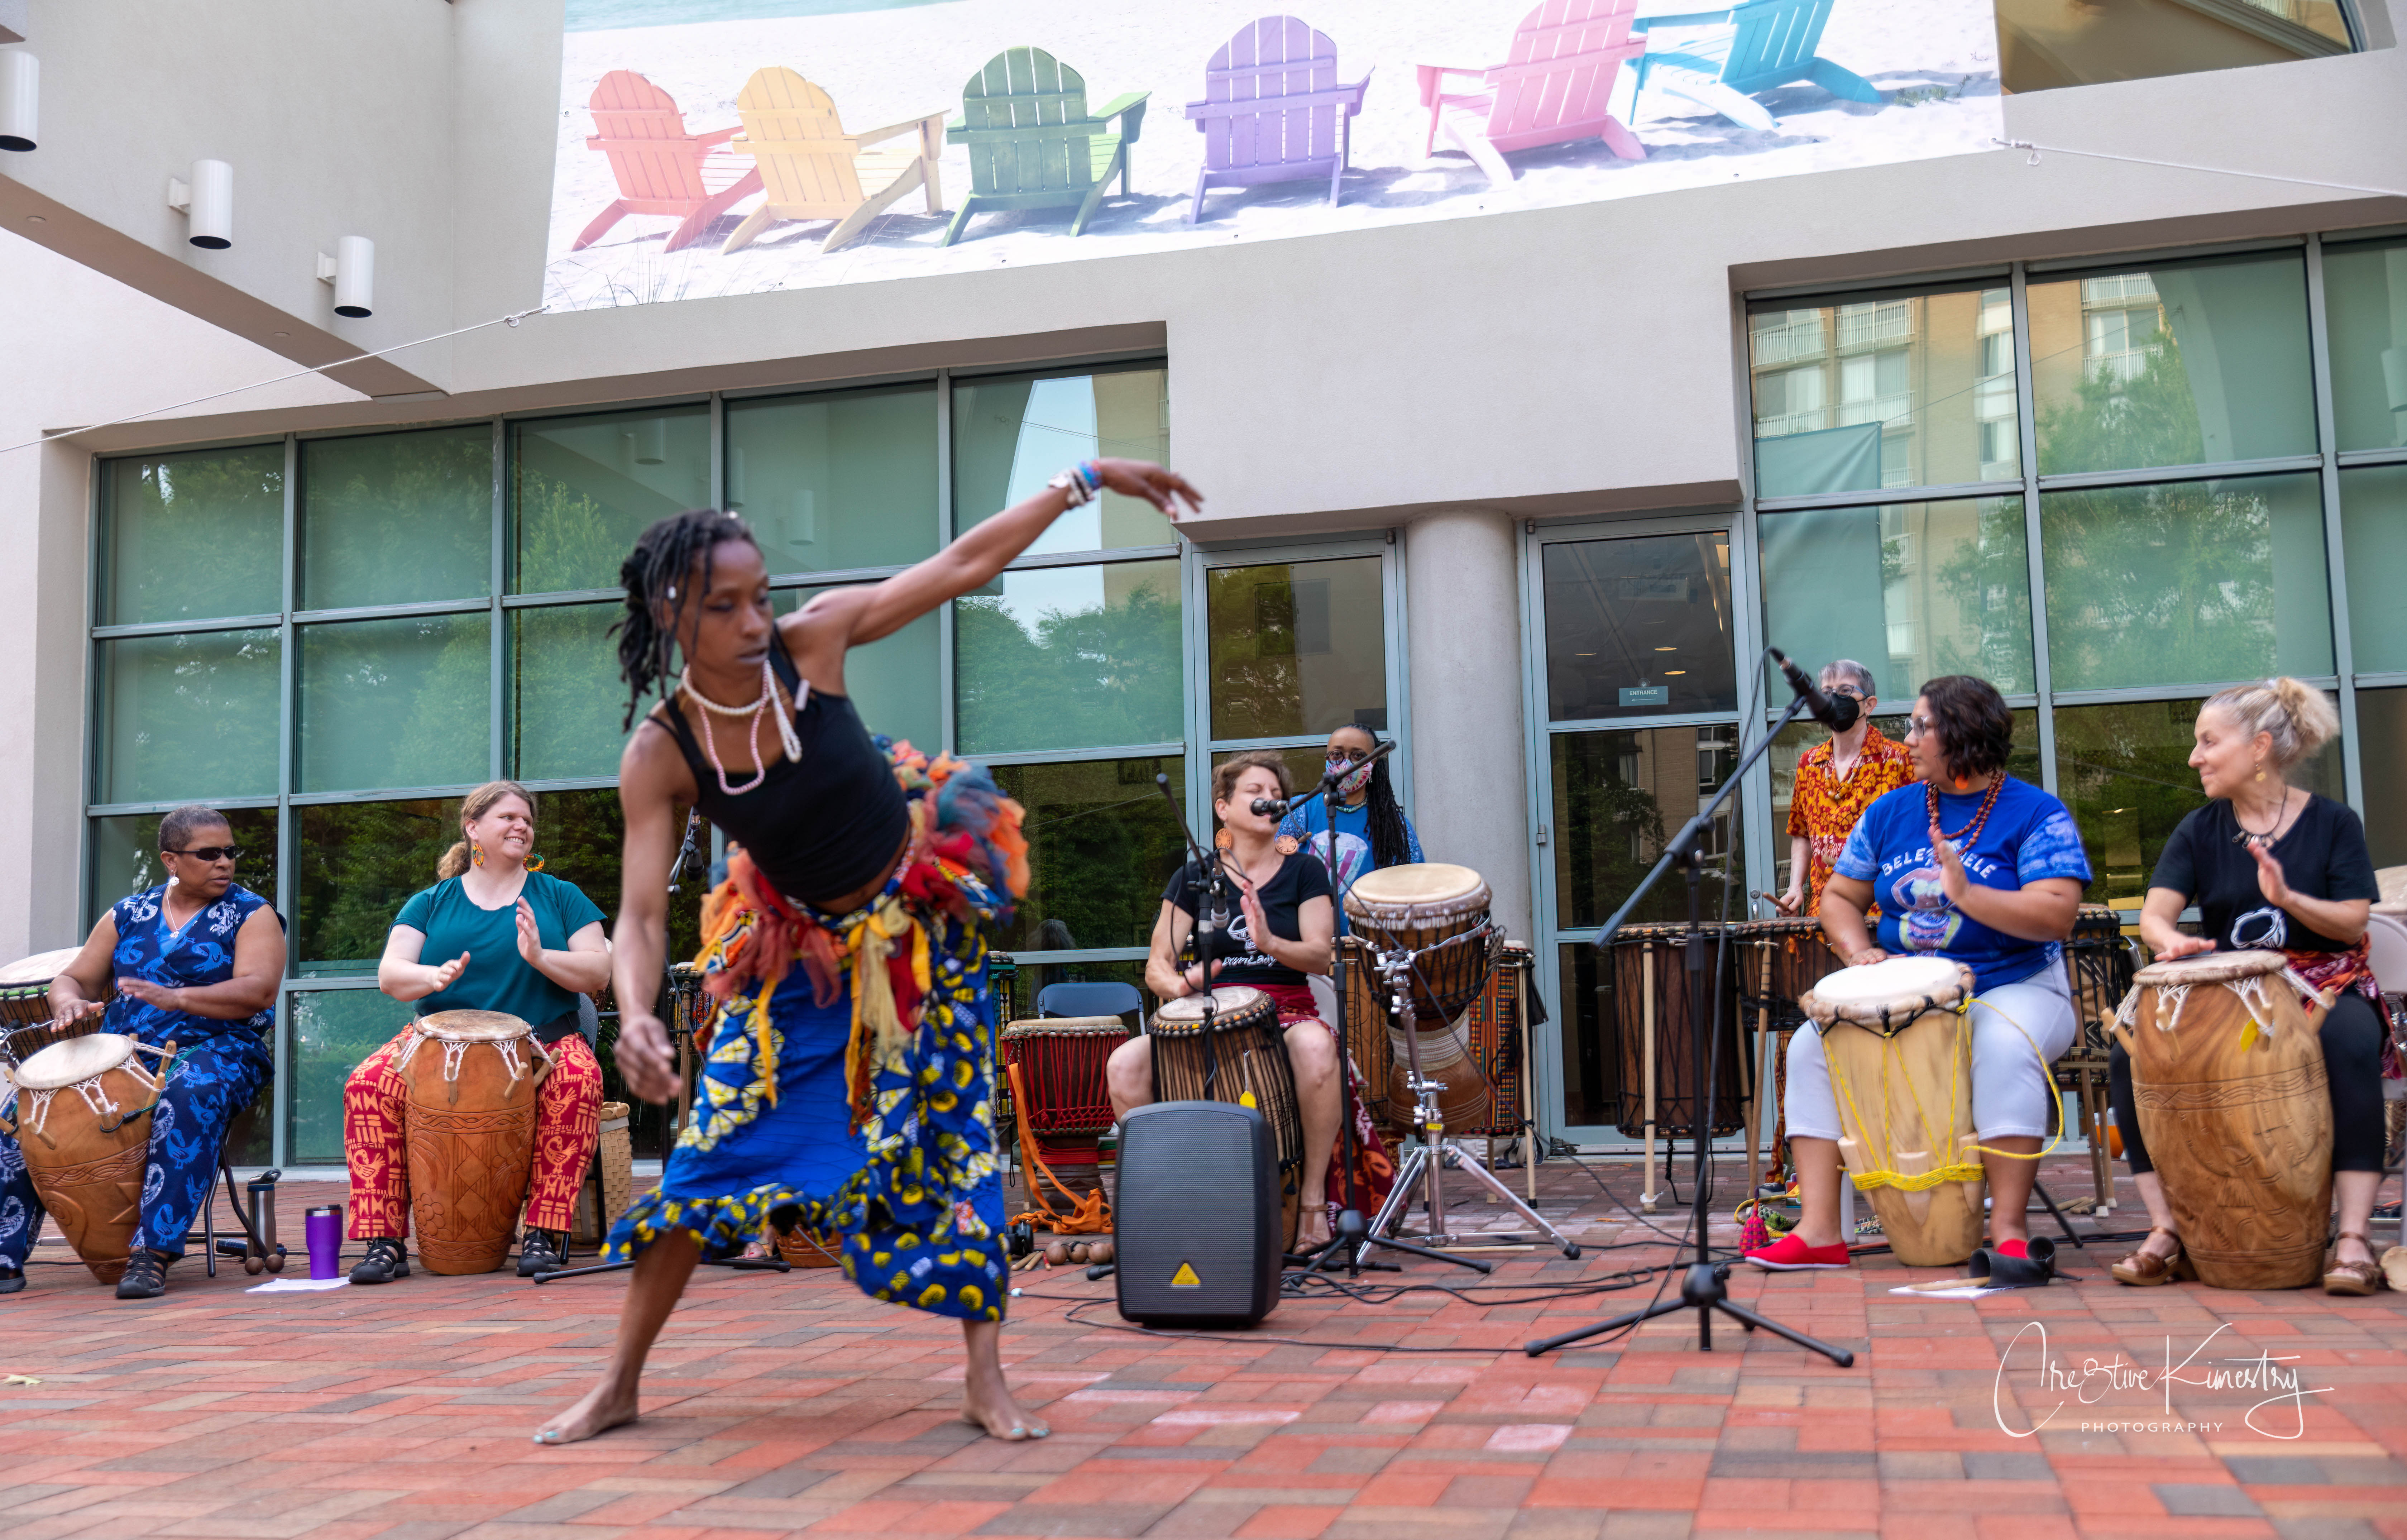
[2109,989,2389,1175]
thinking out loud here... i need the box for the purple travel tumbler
[306,1204,343,1280]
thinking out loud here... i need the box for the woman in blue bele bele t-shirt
[1276,724,1423,932]
[1743,675,2093,1274]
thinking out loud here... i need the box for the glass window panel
[1554,943,1618,1130]
[96,629,281,804]
[1543,534,1734,721]
[2038,473,2330,692]
[1749,286,2018,496]
[86,807,279,933]
[986,756,1190,953]
[1760,497,2034,699]
[513,406,712,594]
[726,384,938,576]
[952,367,1172,552]
[293,797,452,974]
[2053,695,2343,905]
[1766,709,2039,895]
[288,986,413,1162]
[2340,465,2407,676]
[1206,558,1387,741]
[2029,254,2315,475]
[300,427,492,609]
[2357,688,2407,869]
[512,602,632,782]
[101,445,284,626]
[297,613,492,793]
[1549,727,1743,930]
[772,588,942,751]
[954,559,1180,755]
[1998,0,2355,92]
[2323,238,2407,453]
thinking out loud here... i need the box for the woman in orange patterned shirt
[1775,660,1916,915]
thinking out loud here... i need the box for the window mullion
[273,432,299,1169]
[936,369,955,759]
[2304,235,2363,814]
[489,419,507,784]
[2009,263,2057,797]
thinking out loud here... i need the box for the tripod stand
[1524,682,1854,1368]
[1364,941,1581,1260]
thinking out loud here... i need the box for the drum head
[1151,987,1270,1027]
[1347,863,1486,910]
[415,1010,531,1042]
[0,947,81,990]
[1001,1015,1128,1038]
[15,1032,137,1090]
[1805,956,1972,1028]
[2131,949,2285,987]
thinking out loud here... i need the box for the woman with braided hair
[1277,724,1422,927]
[534,456,1200,1447]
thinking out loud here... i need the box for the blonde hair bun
[2202,677,2336,773]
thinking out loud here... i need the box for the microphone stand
[1150,774,1226,1106]
[1523,675,1855,1368]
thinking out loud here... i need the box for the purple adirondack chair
[1182,16,1372,223]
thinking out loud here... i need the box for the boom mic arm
[1769,648,1860,734]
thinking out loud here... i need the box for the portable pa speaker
[1114,1100,1279,1325]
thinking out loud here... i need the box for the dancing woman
[535,456,1199,1446]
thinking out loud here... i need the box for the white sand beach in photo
[542,0,2003,310]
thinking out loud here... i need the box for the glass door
[1521,516,1753,1144]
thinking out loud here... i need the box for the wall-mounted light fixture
[166,159,232,248]
[0,50,35,151]
[316,234,374,317]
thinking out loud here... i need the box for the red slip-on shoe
[1743,1233,1852,1271]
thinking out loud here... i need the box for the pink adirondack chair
[573,69,765,253]
[1418,0,1647,187]
[1183,16,1372,224]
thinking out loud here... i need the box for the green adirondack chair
[942,47,1148,247]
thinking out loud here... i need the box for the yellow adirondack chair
[721,67,946,255]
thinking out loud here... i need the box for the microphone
[1770,648,1860,733]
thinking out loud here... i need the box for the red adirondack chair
[573,69,765,253]
[1418,0,1648,187]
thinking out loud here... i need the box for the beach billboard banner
[546,0,2004,311]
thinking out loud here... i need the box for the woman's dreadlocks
[614,509,759,732]
[1359,732,1413,871]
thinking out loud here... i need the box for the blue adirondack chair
[1630,0,1882,132]
[941,47,1149,246]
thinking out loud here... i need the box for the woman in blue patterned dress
[0,806,284,1299]
[534,456,1200,1447]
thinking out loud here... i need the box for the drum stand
[1366,946,1581,1260]
[1527,679,1854,1368]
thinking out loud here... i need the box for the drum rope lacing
[393,1025,540,1084]
[1825,992,2067,1194]
[3,1044,169,1138]
[2112,965,2329,1043]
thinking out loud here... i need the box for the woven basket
[774,1223,846,1268]
[568,1102,634,1246]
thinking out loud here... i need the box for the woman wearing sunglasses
[2,807,286,1300]
[1276,724,1422,930]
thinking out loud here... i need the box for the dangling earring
[470,841,485,868]
[2254,766,2266,782]
[1214,828,1235,852]
[1274,835,1300,857]
[1953,776,1971,793]
[526,854,546,873]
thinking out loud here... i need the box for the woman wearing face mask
[1276,725,1422,933]
[2106,679,2390,1293]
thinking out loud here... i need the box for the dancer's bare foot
[532,1381,639,1445]
[959,1325,1048,1441]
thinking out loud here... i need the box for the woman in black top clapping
[2108,678,2391,1293]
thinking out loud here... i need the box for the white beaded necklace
[678,659,805,797]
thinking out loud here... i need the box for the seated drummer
[343,781,611,1283]
[1106,752,1346,1248]
[1744,675,2091,1271]
[2108,679,2389,1294]
[1775,660,1914,918]
[0,806,284,1300]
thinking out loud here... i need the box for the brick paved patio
[3,1158,2402,1540]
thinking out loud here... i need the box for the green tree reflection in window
[954,563,1181,755]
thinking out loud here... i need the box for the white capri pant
[1785,960,2079,1143]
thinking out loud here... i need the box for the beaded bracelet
[1048,458,1105,507]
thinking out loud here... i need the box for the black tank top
[653,631,909,909]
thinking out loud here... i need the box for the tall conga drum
[999,1015,1130,1200]
[1803,957,1984,1267]
[1344,864,1498,1127]
[0,948,84,1029]
[1,1028,176,1283]
[396,1010,549,1275]
[2119,950,2331,1290]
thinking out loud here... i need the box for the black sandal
[349,1237,411,1285]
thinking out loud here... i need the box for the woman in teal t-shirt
[341,782,612,1282]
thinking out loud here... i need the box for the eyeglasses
[1826,686,1866,701]
[1326,750,1370,766]
[1903,717,1936,739]
[166,845,243,863]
